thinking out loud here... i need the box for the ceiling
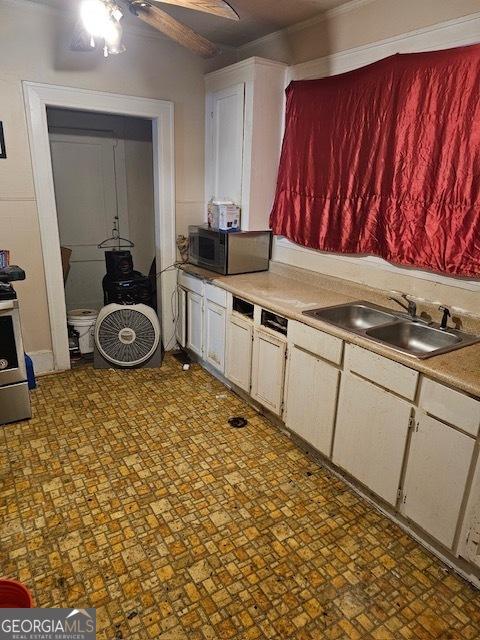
[28,0,353,47]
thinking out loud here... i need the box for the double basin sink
[303,302,480,359]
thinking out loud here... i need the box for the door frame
[23,82,176,371]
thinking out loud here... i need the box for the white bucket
[67,309,98,355]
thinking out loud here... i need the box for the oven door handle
[0,301,14,311]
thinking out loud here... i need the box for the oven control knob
[0,359,8,370]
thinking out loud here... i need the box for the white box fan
[94,304,163,369]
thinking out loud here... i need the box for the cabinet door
[187,291,203,358]
[458,458,480,567]
[204,300,226,372]
[333,373,412,506]
[401,414,475,549]
[208,83,245,203]
[284,346,340,457]
[176,286,187,348]
[251,329,286,416]
[225,314,253,392]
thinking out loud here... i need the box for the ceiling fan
[72,0,239,58]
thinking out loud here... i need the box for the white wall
[0,0,208,359]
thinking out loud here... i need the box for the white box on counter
[208,200,241,231]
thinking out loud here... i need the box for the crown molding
[205,55,286,80]
[288,9,480,81]
[325,0,377,20]
[237,0,377,56]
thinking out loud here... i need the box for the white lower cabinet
[186,291,203,358]
[401,413,475,549]
[458,458,480,568]
[251,328,286,415]
[176,286,187,348]
[225,314,253,392]
[284,345,340,457]
[204,300,226,372]
[333,373,412,506]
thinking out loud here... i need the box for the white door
[401,414,475,549]
[207,83,245,204]
[284,346,340,457]
[333,373,412,506]
[204,300,226,372]
[49,132,129,311]
[187,291,203,357]
[251,328,286,416]
[176,286,187,348]
[225,314,253,392]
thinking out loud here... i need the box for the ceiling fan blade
[133,3,219,58]
[150,0,239,21]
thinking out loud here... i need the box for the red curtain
[270,44,480,278]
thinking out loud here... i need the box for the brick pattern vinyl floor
[1,357,480,639]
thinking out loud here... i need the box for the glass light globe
[81,0,112,38]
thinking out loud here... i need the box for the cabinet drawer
[178,271,204,296]
[288,320,343,365]
[345,344,418,400]
[205,283,227,308]
[420,378,480,437]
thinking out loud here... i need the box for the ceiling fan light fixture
[104,20,126,56]
[80,0,125,56]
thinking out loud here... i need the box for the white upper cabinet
[208,83,245,205]
[401,413,475,549]
[333,372,412,506]
[205,58,287,231]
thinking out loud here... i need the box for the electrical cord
[163,285,181,352]
[155,259,189,280]
[155,260,190,351]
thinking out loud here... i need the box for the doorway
[47,108,157,365]
[23,83,176,372]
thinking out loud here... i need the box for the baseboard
[29,350,54,375]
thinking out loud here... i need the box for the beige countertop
[180,262,480,399]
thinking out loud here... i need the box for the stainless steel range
[0,266,31,425]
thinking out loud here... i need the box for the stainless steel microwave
[188,225,271,275]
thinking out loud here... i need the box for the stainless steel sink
[366,322,462,357]
[303,302,397,331]
[303,301,480,359]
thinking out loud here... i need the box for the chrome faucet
[439,306,451,331]
[388,293,418,320]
